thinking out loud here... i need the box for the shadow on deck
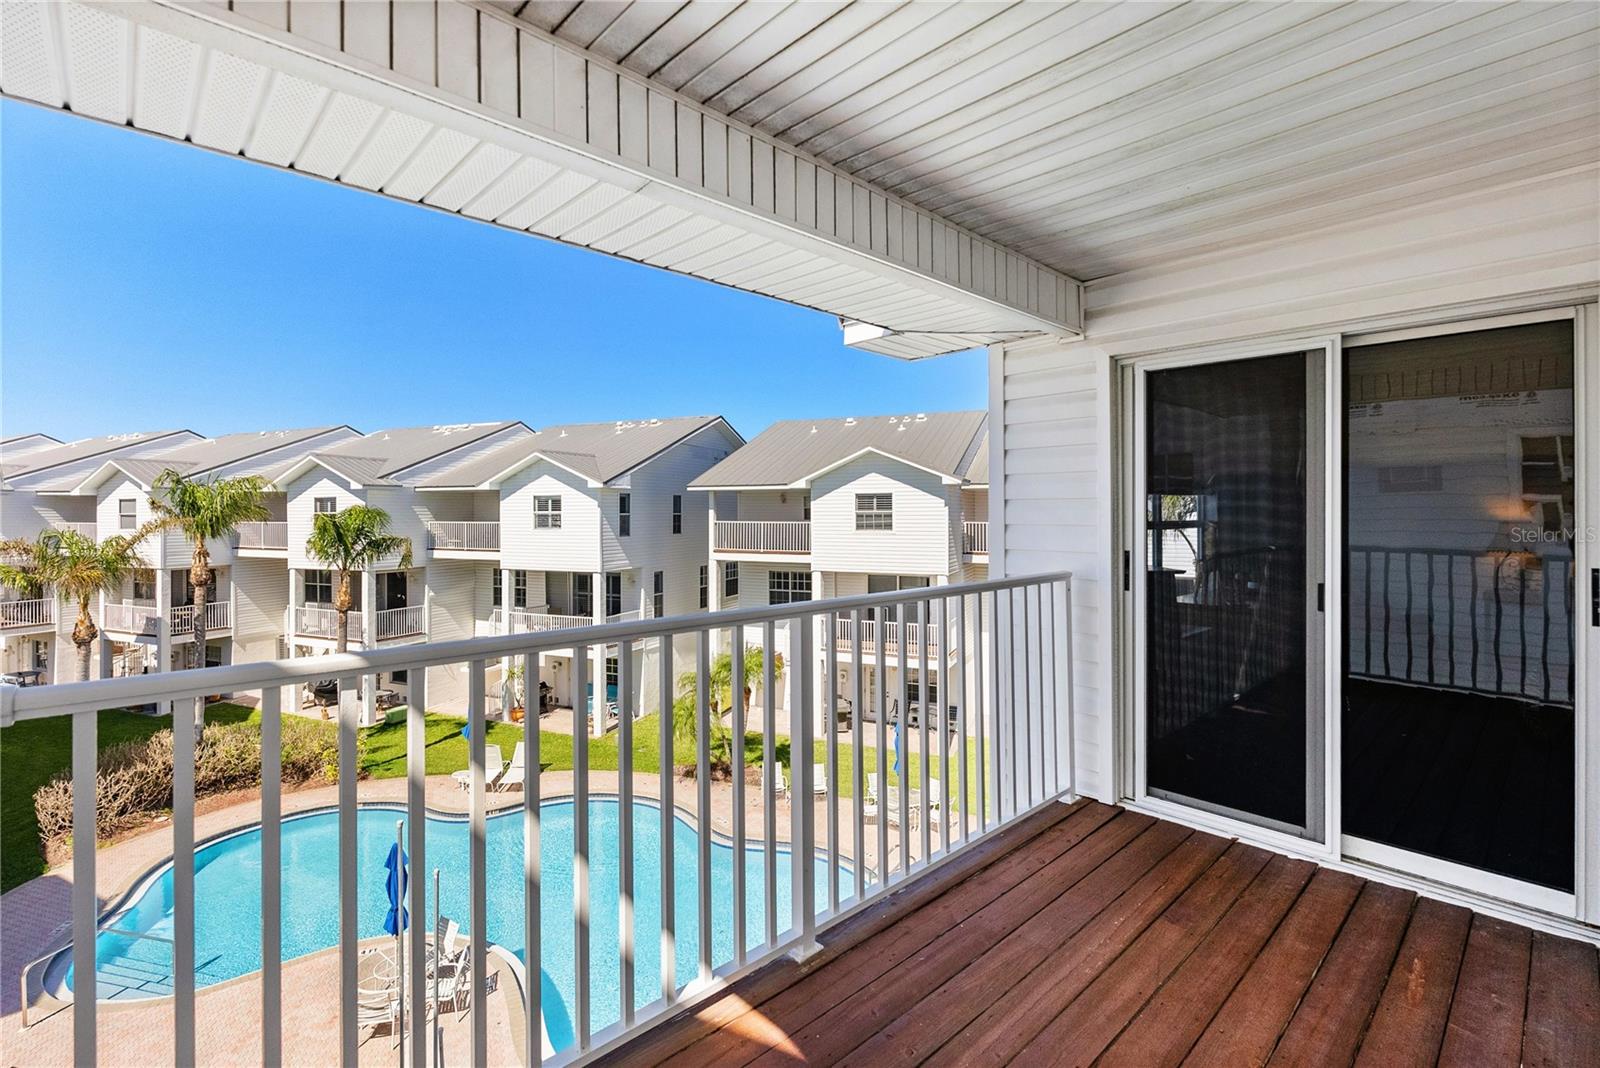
[601,800,1600,1067]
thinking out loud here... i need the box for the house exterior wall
[285,471,367,569]
[499,462,602,574]
[810,455,952,577]
[425,559,478,712]
[232,557,287,664]
[735,490,805,521]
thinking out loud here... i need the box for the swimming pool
[67,798,842,1049]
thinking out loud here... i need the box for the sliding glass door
[1342,321,1577,892]
[1137,349,1326,838]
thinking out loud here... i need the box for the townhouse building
[691,411,989,724]
[1,429,202,684]
[66,427,364,685]
[411,416,743,732]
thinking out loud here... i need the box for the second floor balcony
[293,605,425,643]
[427,521,500,555]
[235,522,288,552]
[493,605,645,634]
[963,520,989,558]
[0,597,54,630]
[53,521,98,540]
[713,519,811,555]
[101,601,231,639]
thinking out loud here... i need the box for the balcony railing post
[731,637,747,967]
[790,610,816,955]
[337,676,359,1067]
[173,696,197,1067]
[658,635,676,1005]
[618,638,636,1027]
[695,631,713,984]
[71,707,97,1064]
[406,670,429,1068]
[260,686,282,1068]
[470,656,491,1063]
[1060,577,1077,801]
[825,610,840,913]
[762,620,777,947]
[519,650,541,1068]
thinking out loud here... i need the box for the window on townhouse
[699,565,708,609]
[574,573,593,617]
[314,496,337,514]
[119,498,137,530]
[605,573,622,617]
[492,570,502,608]
[132,569,156,602]
[866,574,928,621]
[723,561,738,599]
[653,571,664,618]
[768,570,812,605]
[305,569,333,605]
[618,493,631,536]
[803,493,811,521]
[513,570,529,609]
[907,673,938,706]
[534,496,562,529]
[672,494,683,534]
[855,493,893,531]
[606,656,619,692]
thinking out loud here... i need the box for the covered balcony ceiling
[2,1,1595,358]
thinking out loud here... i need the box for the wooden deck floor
[603,800,1600,1068]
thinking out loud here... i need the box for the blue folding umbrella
[891,723,902,778]
[383,839,409,936]
[460,720,471,742]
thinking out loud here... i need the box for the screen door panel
[1342,321,1576,892]
[1143,351,1320,835]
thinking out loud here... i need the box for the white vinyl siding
[810,455,951,576]
[286,471,366,570]
[231,558,288,665]
[534,496,563,528]
[499,462,602,573]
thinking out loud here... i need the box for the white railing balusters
[173,697,198,1067]
[425,521,500,553]
[236,522,288,550]
[711,520,810,554]
[336,678,359,1064]
[520,650,541,1068]
[4,572,1073,1068]
[695,633,713,985]
[618,639,636,1028]
[657,637,675,1006]
[260,686,283,1068]
[0,597,54,629]
[71,708,96,1063]
[762,620,777,948]
[825,611,840,914]
[850,608,865,904]
[731,636,747,968]
[407,671,429,1068]
[918,600,931,867]
[571,647,590,1052]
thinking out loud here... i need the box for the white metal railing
[102,602,159,635]
[0,598,53,629]
[169,602,231,637]
[235,522,288,550]
[427,521,500,552]
[54,521,98,540]
[374,605,425,640]
[963,520,989,554]
[2,573,1073,1067]
[294,605,354,640]
[832,615,947,655]
[713,519,810,553]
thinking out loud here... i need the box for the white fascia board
[70,461,153,496]
[270,456,366,492]
[479,452,604,489]
[99,0,1079,338]
[786,447,965,490]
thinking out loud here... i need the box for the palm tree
[0,529,149,682]
[304,505,412,653]
[148,470,269,674]
[674,645,783,775]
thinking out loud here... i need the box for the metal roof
[281,422,530,486]
[690,410,986,489]
[0,430,200,485]
[963,433,989,487]
[75,426,359,491]
[421,416,735,488]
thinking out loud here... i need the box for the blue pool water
[70,799,841,1049]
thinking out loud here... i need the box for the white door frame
[1116,301,1597,921]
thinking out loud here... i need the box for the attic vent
[559,430,568,438]
[915,413,927,422]
[897,425,907,432]
[649,419,660,426]
[810,425,818,434]
[106,433,147,442]
[432,424,472,434]
[844,418,857,426]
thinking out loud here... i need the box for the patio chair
[812,762,828,796]
[926,779,949,829]
[432,944,472,1022]
[452,744,505,791]
[494,741,527,792]
[434,917,466,975]
[761,761,788,800]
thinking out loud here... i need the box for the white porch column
[361,567,377,726]
[498,566,513,720]
[707,497,720,615]
[500,567,513,633]
[811,568,826,736]
[155,569,173,717]
[591,570,606,738]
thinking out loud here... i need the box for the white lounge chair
[926,779,949,828]
[452,744,504,791]
[761,761,788,800]
[811,762,828,796]
[494,741,527,792]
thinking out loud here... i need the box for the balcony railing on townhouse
[2,572,1072,1067]
[169,602,231,637]
[0,598,54,629]
[495,606,647,634]
[294,605,424,642]
[963,520,989,555]
[235,522,288,550]
[53,521,98,540]
[101,602,159,636]
[831,614,950,657]
[713,519,811,554]
[427,521,500,553]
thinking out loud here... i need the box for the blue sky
[0,99,984,444]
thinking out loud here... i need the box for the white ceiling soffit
[0,0,1082,360]
[511,0,1599,283]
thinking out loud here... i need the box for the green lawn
[0,702,256,893]
[2,705,986,893]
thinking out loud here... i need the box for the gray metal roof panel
[313,422,527,480]
[0,430,200,485]
[689,411,986,489]
[420,416,729,488]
